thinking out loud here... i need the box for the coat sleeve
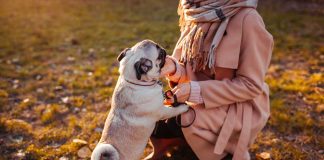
[199,11,274,109]
[165,56,187,83]
[166,55,189,88]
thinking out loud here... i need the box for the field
[0,0,323,159]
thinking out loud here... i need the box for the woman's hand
[160,56,176,77]
[164,82,191,104]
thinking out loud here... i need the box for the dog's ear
[158,48,167,68]
[117,48,130,62]
[134,58,152,80]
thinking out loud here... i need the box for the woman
[147,0,273,160]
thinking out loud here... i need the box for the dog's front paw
[177,104,189,113]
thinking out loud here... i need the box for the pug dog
[91,40,189,160]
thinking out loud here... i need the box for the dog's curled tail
[91,143,119,160]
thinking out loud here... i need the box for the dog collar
[124,79,158,86]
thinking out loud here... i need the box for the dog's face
[117,40,166,82]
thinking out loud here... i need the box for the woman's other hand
[160,56,176,77]
[164,82,191,104]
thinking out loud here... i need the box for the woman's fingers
[171,85,179,93]
[160,57,176,77]
[164,82,191,105]
[175,91,186,103]
[172,83,190,103]
[160,67,169,77]
[164,89,176,105]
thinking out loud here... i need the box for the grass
[0,0,323,159]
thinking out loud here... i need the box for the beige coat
[169,8,274,160]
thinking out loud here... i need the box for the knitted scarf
[176,0,258,72]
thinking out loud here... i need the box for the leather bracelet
[164,89,196,128]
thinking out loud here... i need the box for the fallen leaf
[13,79,19,84]
[49,143,61,148]
[94,128,103,133]
[15,150,25,158]
[59,156,69,160]
[296,135,312,145]
[9,135,23,143]
[88,48,95,54]
[256,152,271,160]
[284,135,295,141]
[315,104,324,113]
[67,56,75,62]
[35,74,43,80]
[104,77,113,86]
[36,88,44,93]
[61,97,69,104]
[54,86,64,91]
[23,98,30,103]
[73,108,80,113]
[73,139,88,145]
[271,138,279,143]
[77,146,91,158]
[13,84,19,89]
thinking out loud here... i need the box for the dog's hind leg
[159,104,189,120]
[91,143,119,160]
